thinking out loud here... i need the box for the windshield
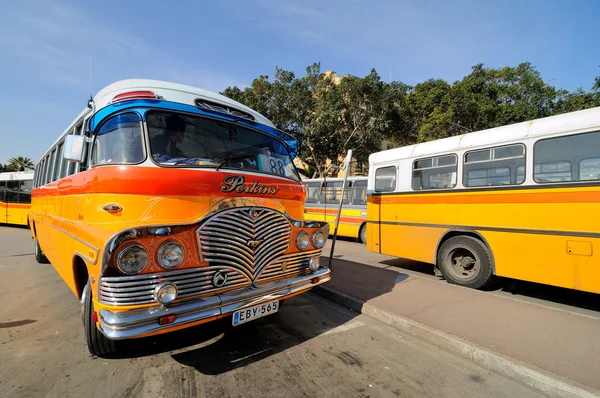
[147,111,300,181]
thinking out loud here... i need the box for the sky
[0,0,598,165]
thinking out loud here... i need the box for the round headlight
[308,256,320,272]
[312,231,325,249]
[116,245,148,274]
[154,282,178,305]
[157,241,184,269]
[296,231,310,250]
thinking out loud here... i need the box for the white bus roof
[93,79,275,128]
[370,106,600,165]
[0,171,34,181]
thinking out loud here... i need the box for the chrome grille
[99,266,251,306]
[256,249,320,283]
[198,207,292,281]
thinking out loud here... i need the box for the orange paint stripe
[370,190,600,205]
[305,207,342,215]
[0,202,30,209]
[32,166,305,201]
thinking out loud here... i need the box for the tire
[83,283,118,357]
[359,224,367,244]
[34,235,49,264]
[437,236,495,289]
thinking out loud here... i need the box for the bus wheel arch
[32,222,49,264]
[435,231,496,289]
[73,255,90,301]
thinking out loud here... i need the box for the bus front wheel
[83,283,118,357]
[34,235,49,264]
[437,236,494,289]
[359,224,367,244]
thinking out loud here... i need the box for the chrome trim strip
[99,268,330,339]
[38,219,99,265]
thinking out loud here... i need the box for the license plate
[232,300,279,326]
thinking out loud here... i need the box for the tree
[7,157,34,171]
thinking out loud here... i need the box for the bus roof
[369,106,600,165]
[0,171,34,181]
[93,79,275,128]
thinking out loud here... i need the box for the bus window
[464,144,525,187]
[412,154,456,190]
[305,182,322,203]
[351,180,367,205]
[534,162,572,182]
[375,166,397,192]
[579,158,600,181]
[6,181,19,203]
[92,113,144,166]
[0,181,5,202]
[18,180,32,203]
[323,181,350,204]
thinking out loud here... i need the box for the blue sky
[0,0,598,165]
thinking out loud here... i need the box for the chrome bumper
[99,268,331,340]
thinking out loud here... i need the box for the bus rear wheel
[83,283,118,357]
[34,235,49,264]
[437,236,494,289]
[359,224,367,244]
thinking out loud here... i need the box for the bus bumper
[98,267,331,340]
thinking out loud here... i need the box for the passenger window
[375,166,397,192]
[0,181,5,202]
[351,180,367,205]
[18,180,32,203]
[464,144,525,187]
[6,181,19,203]
[92,113,144,166]
[323,181,350,204]
[412,155,456,190]
[54,142,64,181]
[305,182,322,203]
[534,131,600,183]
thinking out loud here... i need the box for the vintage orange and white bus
[367,106,600,294]
[303,176,368,243]
[0,171,34,225]
[30,79,330,356]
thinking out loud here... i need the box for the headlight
[308,256,320,272]
[154,283,178,305]
[312,231,325,248]
[116,245,148,274]
[157,241,184,269]
[296,231,310,250]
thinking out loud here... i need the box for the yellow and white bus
[0,171,33,226]
[303,176,368,243]
[30,79,330,357]
[367,106,600,294]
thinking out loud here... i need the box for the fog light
[154,283,178,305]
[308,256,320,272]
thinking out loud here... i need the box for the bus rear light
[159,315,176,325]
[111,91,158,103]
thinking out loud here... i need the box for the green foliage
[7,157,34,171]
[221,62,600,177]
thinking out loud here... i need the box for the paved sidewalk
[314,251,600,397]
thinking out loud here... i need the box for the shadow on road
[106,295,359,374]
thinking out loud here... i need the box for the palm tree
[8,156,34,171]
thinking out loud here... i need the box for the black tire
[437,236,495,289]
[359,224,367,244]
[83,283,118,357]
[34,235,49,264]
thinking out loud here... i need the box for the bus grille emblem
[247,239,263,249]
[212,271,228,288]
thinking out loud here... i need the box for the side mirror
[64,135,85,163]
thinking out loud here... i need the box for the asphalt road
[0,226,543,398]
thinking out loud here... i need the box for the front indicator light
[159,315,176,325]
[157,241,184,269]
[116,245,148,274]
[311,277,320,284]
[312,231,325,248]
[296,231,310,250]
[154,283,178,305]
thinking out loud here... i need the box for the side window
[375,166,397,192]
[412,154,457,190]
[534,131,600,183]
[53,142,64,181]
[0,181,5,202]
[305,182,322,204]
[323,181,350,205]
[6,181,19,203]
[46,150,56,184]
[91,113,144,166]
[18,180,32,203]
[464,144,525,187]
[351,180,367,205]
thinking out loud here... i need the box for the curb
[312,285,600,398]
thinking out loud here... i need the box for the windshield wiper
[215,153,256,171]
